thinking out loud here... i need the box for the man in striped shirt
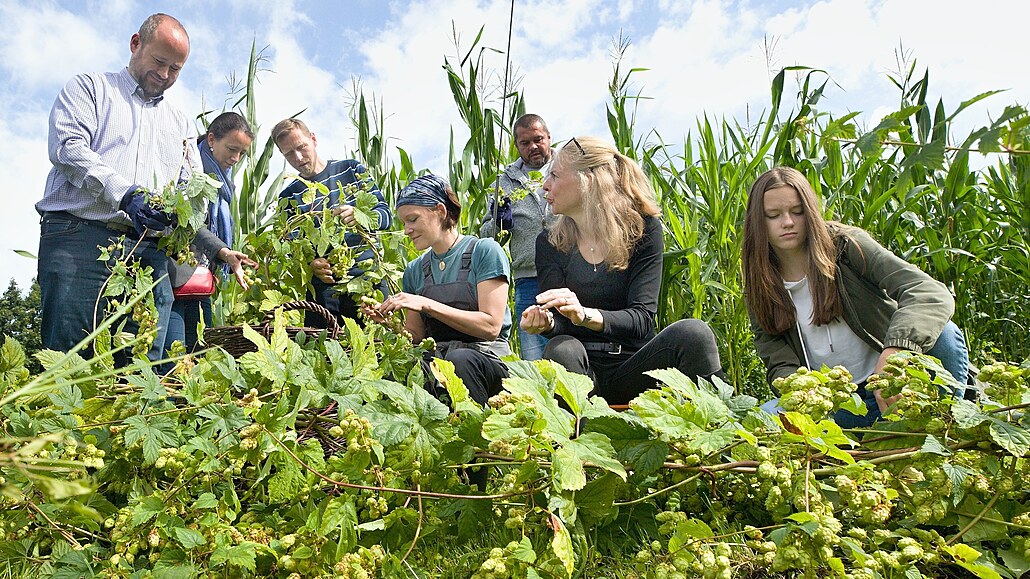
[273,118,392,326]
[35,13,198,361]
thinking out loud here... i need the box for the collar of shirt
[119,67,165,106]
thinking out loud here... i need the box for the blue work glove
[119,187,174,235]
[489,196,514,230]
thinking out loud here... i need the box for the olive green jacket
[753,224,955,386]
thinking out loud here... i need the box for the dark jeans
[38,213,173,362]
[423,348,508,405]
[514,277,547,361]
[166,297,213,352]
[544,319,724,404]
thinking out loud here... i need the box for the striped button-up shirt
[36,67,199,224]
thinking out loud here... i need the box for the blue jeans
[514,277,547,361]
[38,213,173,362]
[926,320,969,393]
[166,297,213,353]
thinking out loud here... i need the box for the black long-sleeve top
[536,215,663,352]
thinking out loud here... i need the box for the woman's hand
[378,292,432,314]
[361,303,388,325]
[216,247,258,289]
[535,288,588,326]
[310,257,334,283]
[521,305,554,334]
[872,347,904,414]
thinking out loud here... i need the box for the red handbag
[173,266,216,298]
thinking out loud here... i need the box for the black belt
[582,341,625,355]
[42,211,139,236]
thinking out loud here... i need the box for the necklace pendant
[438,260,446,271]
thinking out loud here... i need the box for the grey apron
[419,238,510,358]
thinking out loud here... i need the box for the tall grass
[219,33,1029,398]
[604,55,1028,396]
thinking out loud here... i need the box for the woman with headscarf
[520,136,724,405]
[165,111,256,353]
[371,174,511,404]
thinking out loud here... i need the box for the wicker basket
[203,300,341,358]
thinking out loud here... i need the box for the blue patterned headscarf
[396,174,452,209]
[199,138,235,276]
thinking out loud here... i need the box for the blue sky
[1,0,1027,288]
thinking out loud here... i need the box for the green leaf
[345,318,381,379]
[920,434,952,456]
[197,404,248,439]
[431,357,479,415]
[952,399,989,428]
[551,364,594,417]
[552,433,627,491]
[999,544,1030,577]
[630,389,705,438]
[127,365,168,402]
[575,473,620,524]
[711,374,757,418]
[31,474,93,500]
[646,368,730,425]
[123,414,180,464]
[0,336,27,380]
[944,543,1004,579]
[504,375,575,441]
[692,426,737,455]
[320,496,357,551]
[549,512,575,576]
[552,446,587,491]
[267,459,304,504]
[942,462,971,506]
[368,381,451,466]
[210,542,258,572]
[193,493,218,510]
[172,527,206,549]
[988,418,1030,457]
[365,409,413,446]
[584,415,668,476]
[238,347,287,385]
[511,535,536,564]
[131,495,167,526]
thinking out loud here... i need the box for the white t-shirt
[785,276,880,383]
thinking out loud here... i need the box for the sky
[1,0,1027,289]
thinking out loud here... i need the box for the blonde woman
[521,136,723,404]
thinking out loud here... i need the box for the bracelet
[576,309,593,327]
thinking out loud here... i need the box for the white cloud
[2,0,1029,291]
[0,3,121,93]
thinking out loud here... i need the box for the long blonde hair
[548,136,660,270]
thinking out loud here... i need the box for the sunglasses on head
[564,136,586,155]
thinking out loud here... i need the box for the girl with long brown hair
[743,166,969,426]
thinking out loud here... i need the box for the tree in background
[0,279,41,373]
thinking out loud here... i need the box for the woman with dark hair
[742,166,969,426]
[370,174,511,404]
[520,136,723,405]
[165,112,256,353]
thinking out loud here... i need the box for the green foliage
[221,176,400,325]
[3,335,1029,578]
[0,280,41,374]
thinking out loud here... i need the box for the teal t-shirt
[402,235,512,341]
